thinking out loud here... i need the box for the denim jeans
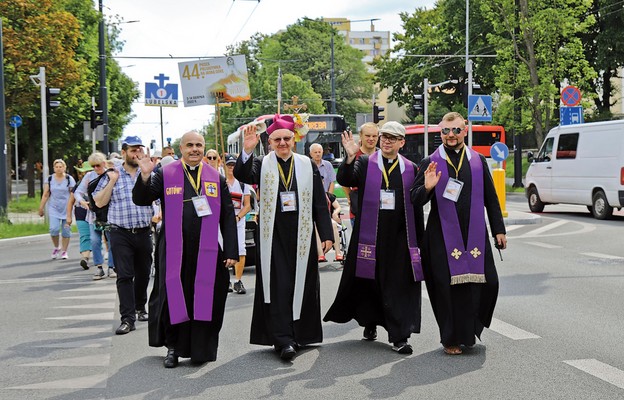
[90,224,114,268]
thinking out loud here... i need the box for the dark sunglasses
[441,127,464,135]
[272,136,293,143]
[206,156,217,160]
[91,164,102,168]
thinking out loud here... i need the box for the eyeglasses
[271,136,293,143]
[206,156,218,160]
[91,164,102,168]
[379,135,400,144]
[441,127,465,135]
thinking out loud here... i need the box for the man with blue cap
[92,136,154,336]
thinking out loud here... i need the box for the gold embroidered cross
[451,248,462,260]
[470,247,481,258]
[360,246,372,258]
[283,95,307,114]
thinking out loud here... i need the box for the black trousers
[109,229,152,324]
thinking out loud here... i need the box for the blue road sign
[145,73,179,107]
[468,95,493,121]
[9,115,22,128]
[560,106,584,126]
[490,142,509,162]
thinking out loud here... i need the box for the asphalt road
[1,195,623,399]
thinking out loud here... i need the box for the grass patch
[505,184,525,193]
[8,193,41,213]
[505,155,531,178]
[0,222,49,239]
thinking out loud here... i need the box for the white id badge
[192,195,212,217]
[380,190,396,210]
[442,178,464,202]
[280,191,297,212]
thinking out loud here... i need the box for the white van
[525,120,624,219]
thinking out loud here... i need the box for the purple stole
[162,160,221,324]
[356,151,424,282]
[430,147,486,285]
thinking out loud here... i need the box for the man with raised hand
[133,131,238,368]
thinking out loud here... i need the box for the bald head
[179,130,206,165]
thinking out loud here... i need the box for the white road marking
[580,252,624,260]
[58,293,117,300]
[61,286,116,292]
[45,311,115,320]
[0,276,84,285]
[8,374,108,389]
[524,241,562,249]
[488,318,541,340]
[20,354,110,367]
[564,359,624,390]
[504,225,524,232]
[518,220,568,236]
[35,337,112,348]
[54,302,116,309]
[38,327,110,334]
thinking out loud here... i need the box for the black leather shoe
[164,348,179,368]
[279,345,296,361]
[136,310,148,322]
[115,321,135,335]
[363,325,377,341]
[392,341,413,354]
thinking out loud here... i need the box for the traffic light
[373,103,385,124]
[46,87,61,112]
[90,108,103,129]
[413,94,423,115]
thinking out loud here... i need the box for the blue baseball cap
[121,136,144,148]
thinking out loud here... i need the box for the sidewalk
[7,211,43,224]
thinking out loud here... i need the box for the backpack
[87,169,115,226]
[48,174,72,192]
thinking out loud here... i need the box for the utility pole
[29,67,50,183]
[330,32,336,114]
[466,0,473,147]
[99,0,109,155]
[512,0,524,188]
[0,19,8,217]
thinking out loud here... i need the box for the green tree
[2,0,138,197]
[481,0,596,146]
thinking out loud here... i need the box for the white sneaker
[61,251,68,260]
[51,248,60,259]
[108,269,117,278]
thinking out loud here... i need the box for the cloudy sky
[104,0,435,148]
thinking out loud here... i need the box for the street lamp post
[98,0,108,155]
[423,78,458,156]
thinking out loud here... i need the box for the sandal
[443,345,462,355]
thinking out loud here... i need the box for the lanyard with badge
[442,146,466,203]
[380,158,399,210]
[183,162,212,217]
[278,158,297,212]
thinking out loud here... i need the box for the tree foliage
[2,0,139,196]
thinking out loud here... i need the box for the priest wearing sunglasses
[411,111,507,356]
[234,114,333,361]
[324,121,425,355]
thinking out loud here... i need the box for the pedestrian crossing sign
[468,95,493,122]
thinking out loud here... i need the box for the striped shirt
[94,164,153,229]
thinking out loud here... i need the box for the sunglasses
[441,127,465,135]
[92,164,103,168]
[206,156,218,160]
[272,136,293,143]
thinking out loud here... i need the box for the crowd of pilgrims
[39,112,506,368]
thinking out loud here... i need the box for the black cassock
[324,155,424,344]
[133,166,238,363]
[234,154,333,349]
[411,148,505,347]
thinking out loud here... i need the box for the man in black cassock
[234,114,333,361]
[324,121,424,354]
[133,131,238,368]
[411,112,507,355]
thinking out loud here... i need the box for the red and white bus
[400,124,507,165]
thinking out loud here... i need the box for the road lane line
[36,338,112,348]
[38,327,110,334]
[8,374,108,389]
[517,220,568,237]
[45,311,115,320]
[20,354,110,367]
[488,318,541,340]
[564,359,624,390]
[524,241,562,249]
[54,302,116,309]
[504,225,523,232]
[580,252,624,260]
[58,293,117,300]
